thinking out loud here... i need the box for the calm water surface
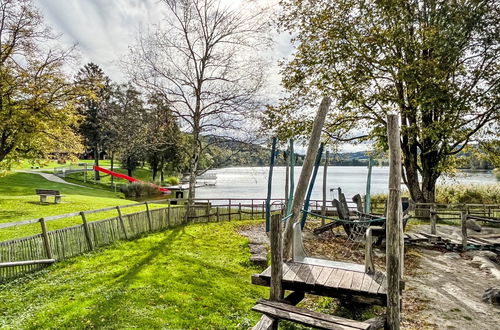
[196,166,499,200]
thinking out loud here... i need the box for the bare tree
[125,0,269,206]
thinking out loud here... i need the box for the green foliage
[0,0,83,168]
[371,184,500,206]
[269,0,500,202]
[119,182,162,199]
[0,221,266,328]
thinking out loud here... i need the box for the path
[17,170,88,188]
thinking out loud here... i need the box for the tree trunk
[94,144,100,181]
[127,156,133,177]
[187,129,201,212]
[160,156,165,183]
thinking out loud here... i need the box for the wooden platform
[252,261,387,305]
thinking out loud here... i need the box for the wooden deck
[252,261,387,305]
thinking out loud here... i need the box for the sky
[36,0,367,153]
[37,0,292,96]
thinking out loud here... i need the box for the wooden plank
[359,273,372,293]
[261,266,272,278]
[367,274,381,294]
[254,299,370,330]
[350,271,365,291]
[305,265,324,285]
[293,264,313,283]
[0,259,55,268]
[316,267,334,286]
[283,263,302,282]
[325,269,345,289]
[251,314,275,330]
[338,270,354,290]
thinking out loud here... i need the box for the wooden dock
[252,261,387,305]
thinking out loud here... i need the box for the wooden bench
[252,299,373,330]
[36,189,63,204]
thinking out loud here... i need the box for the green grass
[0,221,267,329]
[0,172,157,241]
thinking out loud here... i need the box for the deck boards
[253,261,387,305]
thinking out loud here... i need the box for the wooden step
[252,299,372,330]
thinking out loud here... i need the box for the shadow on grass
[83,227,186,325]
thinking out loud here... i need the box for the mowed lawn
[0,172,142,241]
[0,221,267,329]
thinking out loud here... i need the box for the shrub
[120,182,162,199]
[164,176,179,185]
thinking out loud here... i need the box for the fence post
[216,206,220,222]
[228,199,232,221]
[80,212,94,250]
[239,203,242,221]
[39,218,53,259]
[116,206,128,239]
[251,199,254,220]
[430,204,437,235]
[262,201,265,219]
[167,201,171,227]
[270,213,283,301]
[145,202,153,232]
[461,211,468,251]
[206,203,210,222]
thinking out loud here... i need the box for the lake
[196,166,499,200]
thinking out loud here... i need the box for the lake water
[196,166,499,200]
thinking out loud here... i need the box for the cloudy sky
[37,0,292,97]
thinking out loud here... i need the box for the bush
[370,184,499,205]
[435,184,500,204]
[120,182,162,199]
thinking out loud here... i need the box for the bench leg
[55,196,61,204]
[40,195,47,203]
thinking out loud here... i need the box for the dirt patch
[237,220,500,329]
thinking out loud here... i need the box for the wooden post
[270,213,283,301]
[167,201,171,227]
[145,202,153,231]
[239,203,242,220]
[430,204,437,235]
[206,203,210,222]
[461,211,468,251]
[262,201,265,219]
[322,150,329,224]
[80,212,94,250]
[251,199,254,220]
[39,218,53,259]
[284,150,290,214]
[386,113,402,330]
[266,137,277,232]
[116,206,128,239]
[228,199,232,221]
[216,206,220,222]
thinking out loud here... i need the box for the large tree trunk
[94,144,100,181]
[187,129,200,211]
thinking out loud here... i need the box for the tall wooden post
[283,97,331,259]
[284,150,290,214]
[228,199,232,221]
[270,213,283,301]
[80,212,94,250]
[266,137,277,232]
[322,150,329,224]
[39,218,53,259]
[386,114,402,330]
[238,202,242,220]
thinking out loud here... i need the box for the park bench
[35,189,64,204]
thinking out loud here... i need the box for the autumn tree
[266,0,500,203]
[0,0,82,167]
[75,63,112,180]
[126,0,269,206]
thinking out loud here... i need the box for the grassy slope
[0,221,267,329]
[0,172,145,241]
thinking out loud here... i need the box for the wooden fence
[0,198,290,283]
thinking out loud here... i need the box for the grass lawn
[0,220,267,329]
[0,172,157,241]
